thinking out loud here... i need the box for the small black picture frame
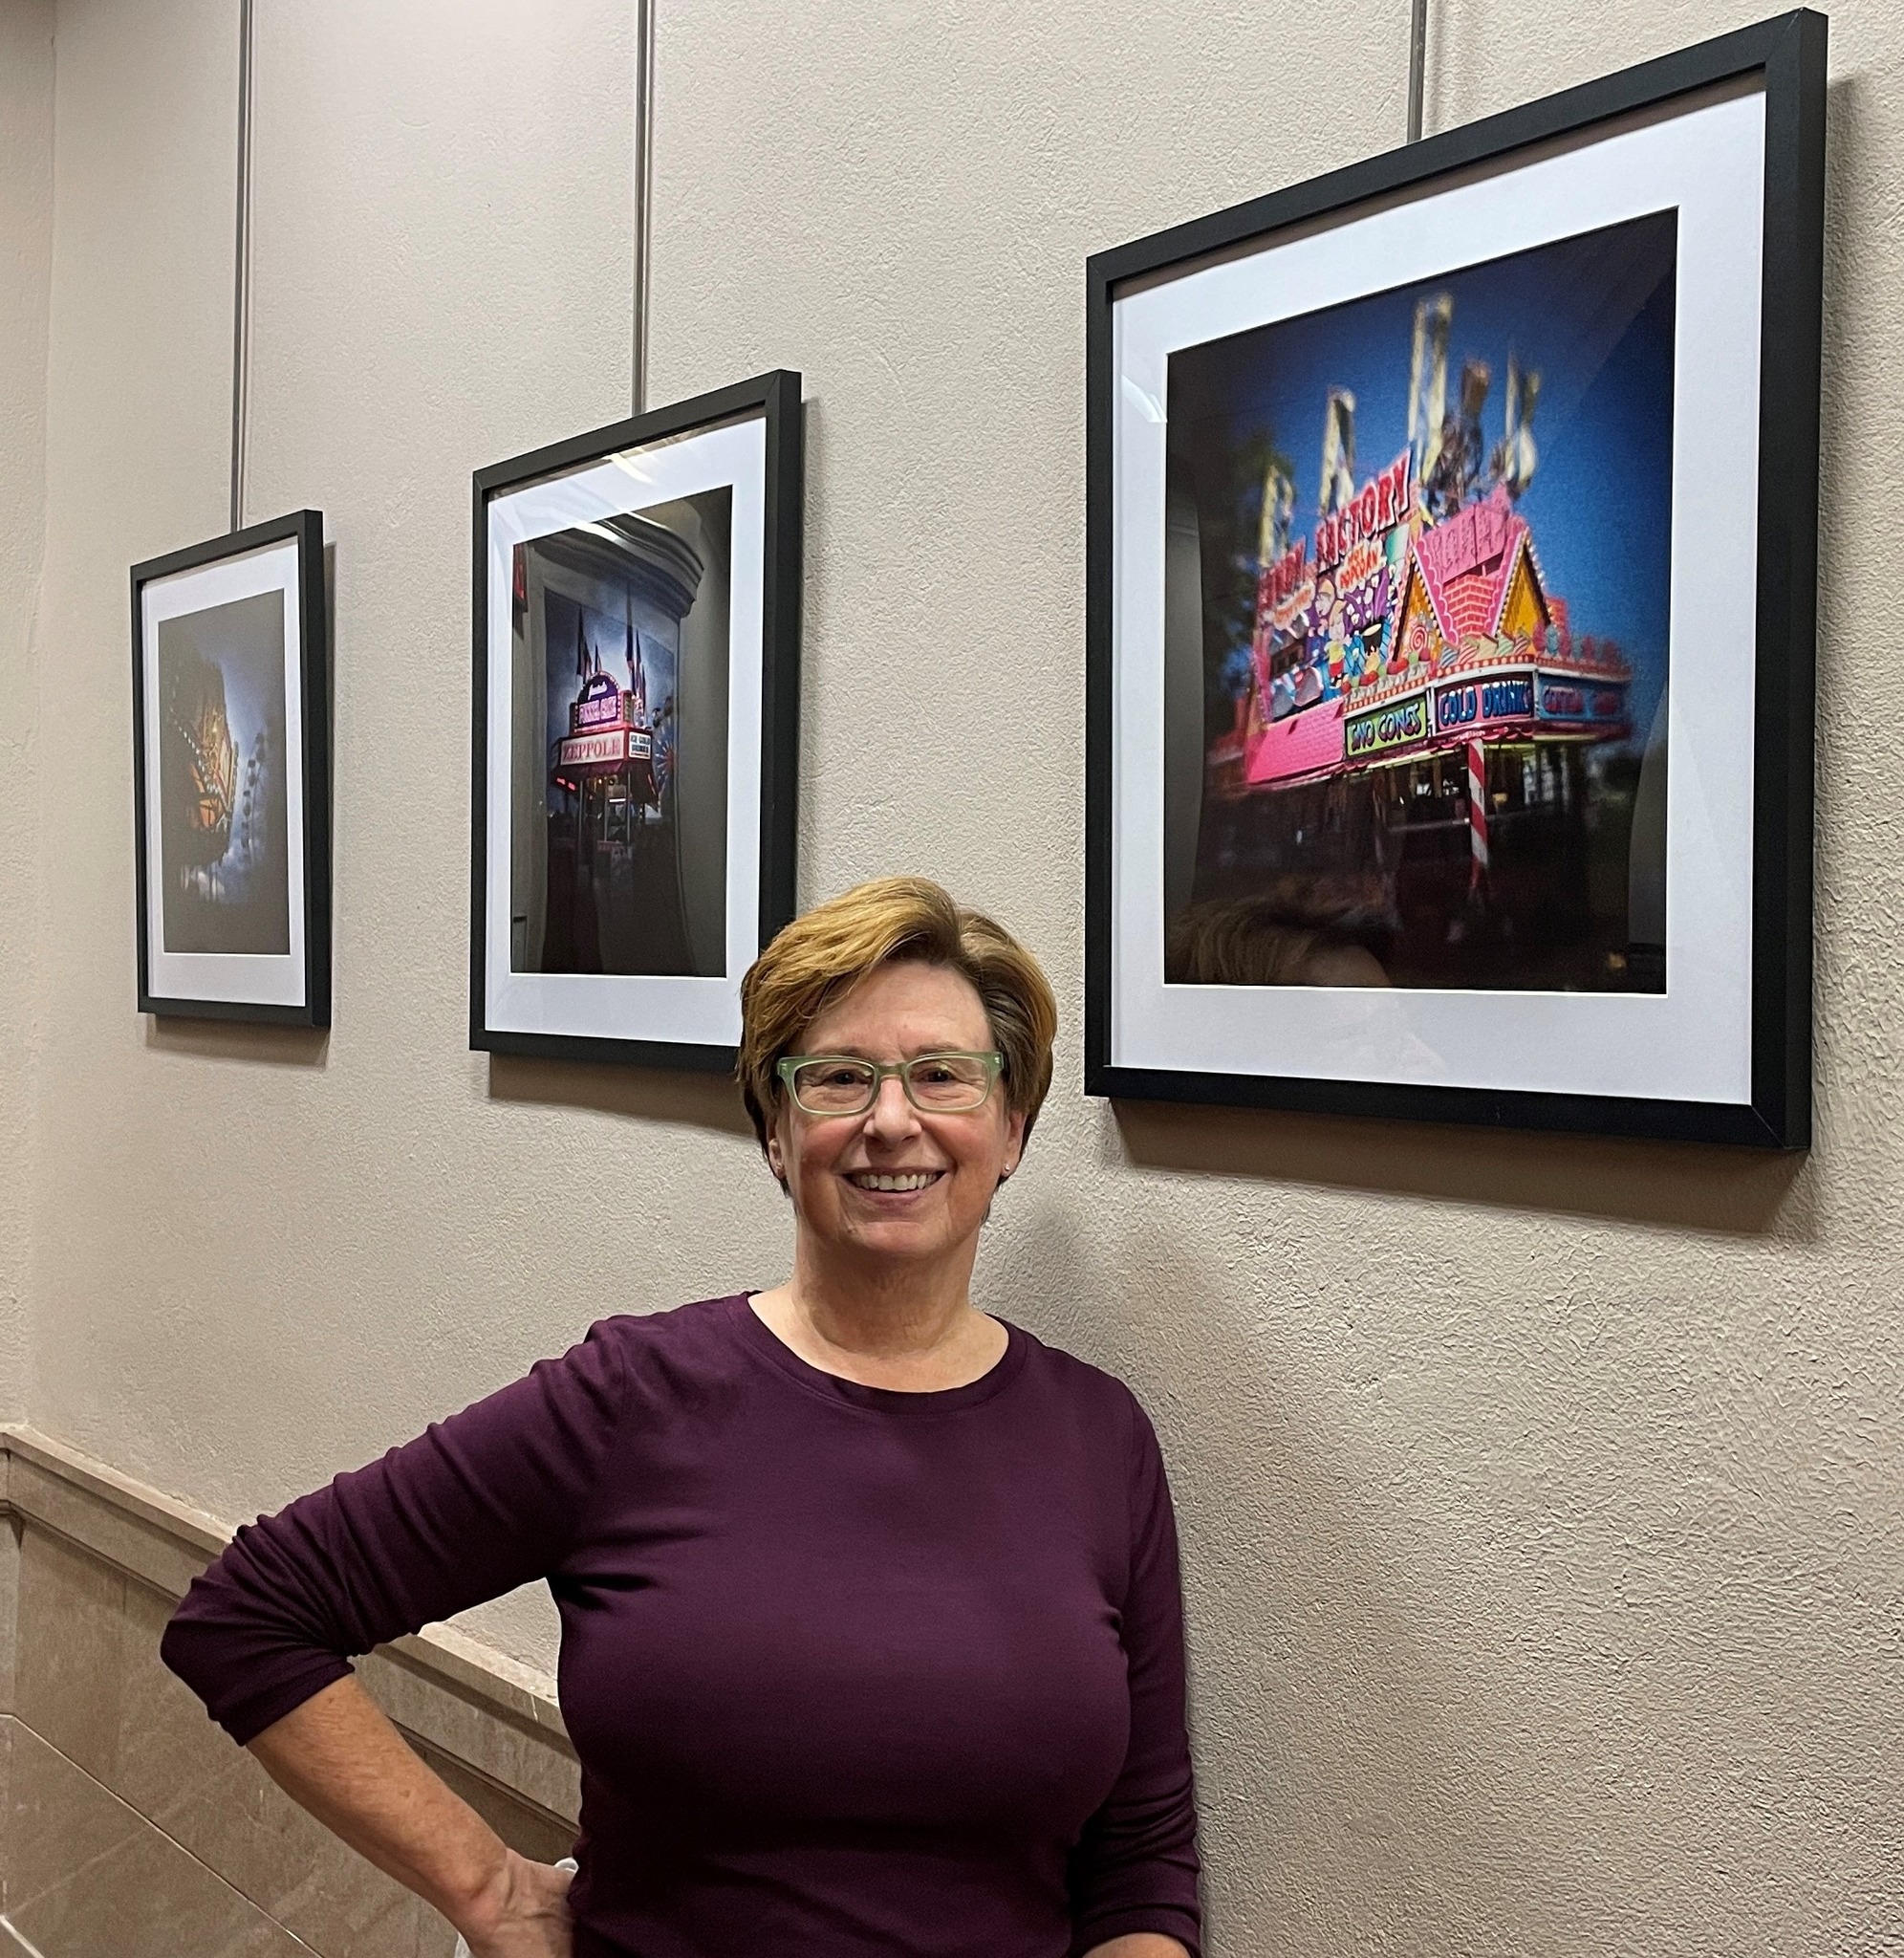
[130,509,332,1026]
[1084,12,1824,1146]
[471,370,804,1072]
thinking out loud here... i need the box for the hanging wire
[633,0,656,412]
[228,0,255,532]
[1406,0,1429,142]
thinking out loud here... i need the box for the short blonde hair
[738,878,1057,1154]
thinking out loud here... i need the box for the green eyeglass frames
[777,1051,1004,1117]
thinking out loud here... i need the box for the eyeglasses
[777,1051,1004,1117]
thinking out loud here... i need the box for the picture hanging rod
[1407,0,1429,142]
[633,0,656,412]
[228,0,255,533]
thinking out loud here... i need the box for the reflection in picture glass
[157,591,291,956]
[508,488,733,978]
[1163,210,1677,994]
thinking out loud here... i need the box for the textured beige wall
[11,0,1903,1952]
[0,0,55,1420]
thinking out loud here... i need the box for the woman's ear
[1002,1108,1027,1181]
[765,1121,789,1190]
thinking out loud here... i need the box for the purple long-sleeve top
[162,1295,1201,1958]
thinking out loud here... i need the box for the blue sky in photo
[1169,210,1678,741]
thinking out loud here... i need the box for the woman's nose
[865,1077,919,1136]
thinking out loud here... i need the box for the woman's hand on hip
[459,1849,574,1958]
[247,1681,574,1958]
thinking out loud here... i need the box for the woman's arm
[162,1323,630,1742]
[162,1328,635,1947]
[1067,1396,1203,1957]
[248,1675,573,1958]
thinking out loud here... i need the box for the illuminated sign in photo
[1346,692,1430,760]
[1436,675,1536,732]
[512,490,731,981]
[1162,208,1675,1000]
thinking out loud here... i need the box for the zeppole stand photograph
[0,2,1891,1956]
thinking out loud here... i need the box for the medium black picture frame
[130,509,332,1027]
[470,370,804,1072]
[1084,12,1824,1147]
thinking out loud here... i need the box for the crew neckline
[731,1293,1029,1415]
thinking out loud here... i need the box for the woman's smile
[845,1168,946,1194]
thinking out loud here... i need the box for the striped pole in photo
[1466,739,1489,891]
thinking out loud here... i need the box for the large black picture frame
[130,509,332,1027]
[1084,12,1824,1146]
[470,370,804,1072]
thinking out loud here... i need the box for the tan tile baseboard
[0,1426,580,1958]
[1,1715,315,1958]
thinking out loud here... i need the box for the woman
[162,878,1201,1958]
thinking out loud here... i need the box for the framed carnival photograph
[1085,12,1824,1145]
[471,370,803,1070]
[131,510,331,1025]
